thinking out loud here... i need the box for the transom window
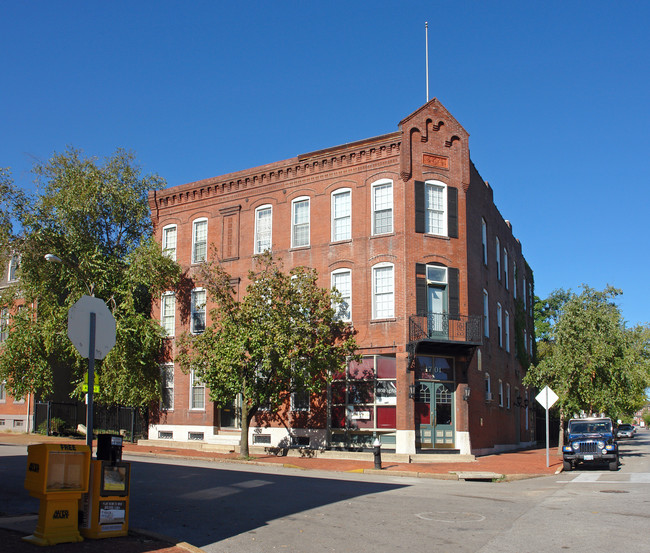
[192,219,207,264]
[425,180,447,235]
[372,179,393,235]
[291,197,310,248]
[255,205,272,254]
[332,189,351,241]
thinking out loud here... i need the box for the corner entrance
[415,381,455,449]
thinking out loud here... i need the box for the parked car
[617,423,635,439]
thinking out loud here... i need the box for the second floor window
[372,179,393,235]
[332,189,351,241]
[160,363,174,410]
[192,219,207,263]
[255,205,272,254]
[331,269,352,321]
[0,309,8,342]
[372,264,394,319]
[481,219,488,264]
[161,293,175,337]
[292,197,310,248]
[191,289,206,334]
[162,225,177,261]
[190,370,205,410]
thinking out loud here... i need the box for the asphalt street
[1,433,649,553]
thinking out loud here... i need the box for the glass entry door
[415,382,455,449]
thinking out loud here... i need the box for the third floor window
[255,205,272,254]
[291,197,310,248]
[331,189,351,241]
[192,219,207,264]
[372,179,393,235]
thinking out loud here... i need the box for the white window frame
[331,188,351,242]
[483,289,489,338]
[161,292,176,337]
[291,385,310,412]
[498,380,504,407]
[505,310,511,353]
[190,369,205,410]
[0,309,8,342]
[291,196,310,248]
[162,224,177,261]
[254,204,273,254]
[503,249,509,290]
[497,302,503,348]
[7,256,19,282]
[160,363,174,411]
[192,218,208,264]
[372,263,394,320]
[481,218,488,264]
[523,277,527,312]
[495,237,501,279]
[191,288,206,334]
[371,179,393,235]
[485,372,492,401]
[424,180,447,236]
[506,383,511,409]
[331,268,352,322]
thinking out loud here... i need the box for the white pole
[545,387,550,467]
[425,22,429,102]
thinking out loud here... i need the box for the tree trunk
[240,400,250,458]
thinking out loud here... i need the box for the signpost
[535,385,559,467]
[67,295,116,454]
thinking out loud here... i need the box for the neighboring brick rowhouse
[148,98,535,456]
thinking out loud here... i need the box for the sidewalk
[0,432,563,552]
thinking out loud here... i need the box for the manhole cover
[599,489,629,494]
[417,511,486,523]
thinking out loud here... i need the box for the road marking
[557,473,650,484]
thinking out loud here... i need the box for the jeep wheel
[609,457,619,471]
[563,460,572,471]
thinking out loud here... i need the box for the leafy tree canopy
[0,148,181,407]
[177,251,358,457]
[525,285,650,423]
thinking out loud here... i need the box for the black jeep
[562,417,619,471]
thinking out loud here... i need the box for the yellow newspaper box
[79,435,130,539]
[23,443,91,546]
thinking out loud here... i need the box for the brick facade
[148,99,535,455]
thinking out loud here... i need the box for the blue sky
[2,1,649,326]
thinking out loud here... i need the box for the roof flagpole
[425,21,429,102]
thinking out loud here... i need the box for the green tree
[177,252,358,457]
[525,285,650,447]
[0,148,181,407]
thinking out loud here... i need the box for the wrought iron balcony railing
[409,313,483,345]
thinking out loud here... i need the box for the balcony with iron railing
[409,312,483,345]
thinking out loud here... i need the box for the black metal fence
[34,401,148,441]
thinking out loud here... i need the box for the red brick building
[148,99,535,456]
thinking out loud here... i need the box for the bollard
[373,437,382,470]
